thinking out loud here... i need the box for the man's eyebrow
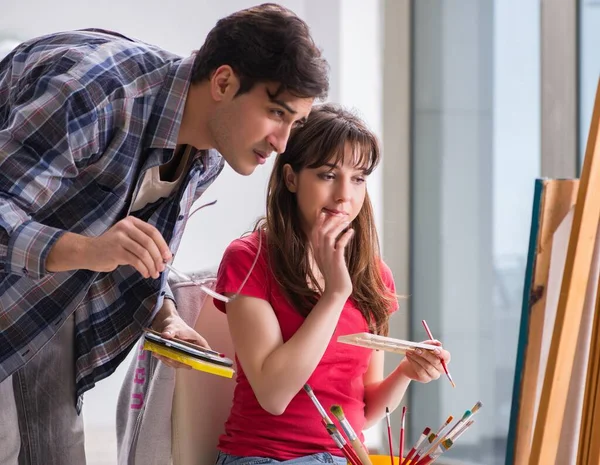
[270,97,297,115]
[323,162,339,169]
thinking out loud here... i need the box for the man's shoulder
[16,29,176,60]
[12,29,180,97]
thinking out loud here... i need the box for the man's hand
[46,216,173,278]
[150,298,211,370]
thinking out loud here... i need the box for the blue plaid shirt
[0,29,224,404]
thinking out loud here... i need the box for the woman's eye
[354,177,366,184]
[271,109,285,118]
[319,173,335,180]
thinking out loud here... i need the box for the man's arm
[45,218,172,279]
[0,72,100,279]
[1,71,172,279]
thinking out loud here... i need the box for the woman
[213,104,451,464]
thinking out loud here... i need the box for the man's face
[208,82,314,176]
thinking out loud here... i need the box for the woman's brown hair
[260,103,397,335]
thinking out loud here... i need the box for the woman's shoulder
[222,230,267,262]
[378,258,394,281]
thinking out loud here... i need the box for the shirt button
[160,291,166,296]
[177,215,184,221]
[22,268,28,276]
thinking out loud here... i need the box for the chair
[170,273,237,465]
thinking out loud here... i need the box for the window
[411,2,540,463]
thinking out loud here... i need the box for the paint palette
[337,332,439,354]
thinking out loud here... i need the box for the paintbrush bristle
[471,401,483,413]
[442,438,453,449]
[303,384,313,394]
[330,404,344,420]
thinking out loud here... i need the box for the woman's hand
[311,212,354,298]
[398,340,451,383]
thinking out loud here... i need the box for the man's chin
[231,163,257,176]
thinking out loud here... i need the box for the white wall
[0,1,385,462]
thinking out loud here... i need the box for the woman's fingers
[335,227,354,251]
[406,350,441,380]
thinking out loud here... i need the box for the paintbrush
[304,384,333,422]
[330,405,373,465]
[399,406,406,463]
[421,320,455,388]
[402,427,431,465]
[386,407,394,465]
[322,419,362,465]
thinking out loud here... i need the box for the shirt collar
[144,54,195,150]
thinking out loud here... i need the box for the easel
[506,78,600,465]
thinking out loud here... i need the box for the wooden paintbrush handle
[350,438,373,465]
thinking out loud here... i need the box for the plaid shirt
[0,29,224,405]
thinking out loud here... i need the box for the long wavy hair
[258,103,396,335]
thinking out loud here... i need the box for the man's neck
[159,145,191,182]
[177,82,213,149]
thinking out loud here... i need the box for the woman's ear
[283,164,298,193]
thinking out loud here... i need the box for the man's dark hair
[192,3,329,100]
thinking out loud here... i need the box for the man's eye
[271,109,285,118]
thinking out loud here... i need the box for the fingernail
[434,349,441,355]
[416,348,423,355]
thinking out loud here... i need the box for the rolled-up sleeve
[0,71,99,279]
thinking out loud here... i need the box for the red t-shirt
[213,231,397,460]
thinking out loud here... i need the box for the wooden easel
[528,77,600,465]
[507,78,600,465]
[507,179,578,465]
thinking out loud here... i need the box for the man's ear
[210,65,239,102]
[283,164,298,193]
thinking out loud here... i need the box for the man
[0,4,329,464]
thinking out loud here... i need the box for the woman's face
[284,142,369,234]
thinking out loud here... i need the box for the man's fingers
[124,225,165,275]
[122,249,151,278]
[160,325,213,351]
[120,237,160,278]
[130,217,172,261]
[172,333,211,350]
[190,334,211,350]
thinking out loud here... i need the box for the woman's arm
[363,350,410,428]
[226,290,347,416]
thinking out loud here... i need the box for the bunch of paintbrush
[304,384,372,465]
[401,400,482,465]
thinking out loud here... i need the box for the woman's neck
[307,248,324,291]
